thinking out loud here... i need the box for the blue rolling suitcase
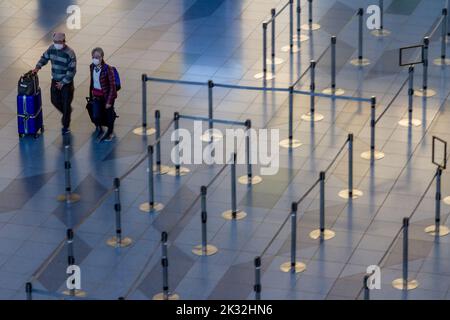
[17,90,44,138]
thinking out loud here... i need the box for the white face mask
[54,43,64,50]
[92,58,101,66]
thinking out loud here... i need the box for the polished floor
[1,0,450,300]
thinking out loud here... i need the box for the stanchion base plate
[424,225,450,237]
[392,279,419,290]
[281,45,300,53]
[433,58,450,66]
[152,293,179,300]
[279,139,303,149]
[139,202,164,213]
[238,175,263,185]
[132,127,156,136]
[62,289,87,297]
[192,244,219,256]
[106,236,133,248]
[153,165,170,175]
[360,151,385,160]
[167,167,190,176]
[350,58,371,67]
[398,118,422,127]
[200,132,223,142]
[338,189,363,199]
[222,210,247,221]
[254,72,275,80]
[280,261,307,273]
[371,29,391,37]
[300,23,321,31]
[414,89,437,97]
[57,193,81,203]
[443,196,450,205]
[266,57,285,65]
[293,34,309,42]
[322,88,345,96]
[301,112,324,122]
[309,229,336,240]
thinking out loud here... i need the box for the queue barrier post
[339,133,363,199]
[107,178,133,247]
[239,120,263,185]
[425,167,450,236]
[154,110,170,174]
[57,144,80,203]
[280,86,302,149]
[133,74,156,136]
[222,153,247,220]
[351,9,370,66]
[153,232,180,300]
[140,146,165,212]
[309,171,336,240]
[398,65,421,127]
[167,112,190,176]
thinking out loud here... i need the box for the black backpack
[18,71,39,96]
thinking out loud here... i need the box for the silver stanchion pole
[255,23,274,80]
[323,36,345,95]
[107,178,133,247]
[201,80,222,142]
[289,0,294,51]
[339,133,363,199]
[301,60,324,122]
[363,275,370,300]
[281,202,306,273]
[361,97,384,161]
[133,74,155,136]
[154,110,169,175]
[425,167,450,236]
[63,229,86,297]
[254,256,261,300]
[153,232,179,300]
[351,9,370,66]
[26,282,32,300]
[141,145,164,212]
[416,37,437,97]
[57,144,80,203]
[434,9,450,66]
[239,120,262,185]
[280,86,302,149]
[271,8,276,62]
[310,171,335,240]
[193,186,218,256]
[222,153,247,220]
[399,66,421,127]
[392,218,419,290]
[168,112,190,176]
[301,0,320,31]
[372,0,390,37]
[294,0,309,44]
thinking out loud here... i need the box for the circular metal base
[152,293,179,300]
[238,175,263,185]
[57,193,81,203]
[301,112,324,122]
[322,88,345,96]
[309,229,336,240]
[424,225,450,237]
[414,89,436,97]
[434,58,450,66]
[279,139,303,149]
[392,279,419,290]
[167,167,190,176]
[443,196,450,205]
[254,72,275,80]
[222,210,247,220]
[153,165,170,175]
[200,132,223,142]
[350,58,371,67]
[132,127,156,136]
[281,45,300,53]
[266,57,284,65]
[398,118,422,127]
[300,23,321,31]
[338,189,363,199]
[293,34,310,42]
[280,261,306,273]
[139,202,164,213]
[192,244,218,256]
[360,151,385,160]
[106,236,133,248]
[371,29,391,37]
[62,289,87,297]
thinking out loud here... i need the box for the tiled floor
[1,0,450,300]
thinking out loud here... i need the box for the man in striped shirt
[33,32,76,135]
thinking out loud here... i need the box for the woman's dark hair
[91,47,104,58]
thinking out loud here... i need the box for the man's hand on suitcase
[55,82,64,90]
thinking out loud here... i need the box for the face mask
[54,43,64,50]
[92,58,101,66]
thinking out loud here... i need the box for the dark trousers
[92,96,115,134]
[50,80,74,129]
